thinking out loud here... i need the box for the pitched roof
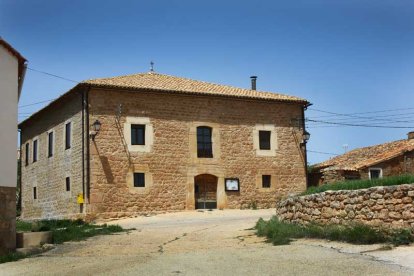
[19,71,309,129]
[83,72,308,103]
[314,139,414,172]
[0,37,27,63]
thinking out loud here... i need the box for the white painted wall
[0,45,18,187]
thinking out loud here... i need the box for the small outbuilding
[310,133,414,186]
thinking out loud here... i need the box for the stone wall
[20,92,85,220]
[88,88,307,219]
[0,187,16,254]
[276,184,414,229]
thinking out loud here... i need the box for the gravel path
[1,209,413,275]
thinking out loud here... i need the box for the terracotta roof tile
[314,139,414,171]
[83,72,308,103]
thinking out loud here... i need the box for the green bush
[255,217,412,246]
[304,174,414,195]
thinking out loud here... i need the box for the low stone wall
[276,184,414,229]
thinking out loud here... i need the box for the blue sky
[1,0,413,164]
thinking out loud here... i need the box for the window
[254,125,277,157]
[133,173,145,187]
[262,175,271,188]
[65,177,71,191]
[197,126,213,158]
[259,131,271,150]
[25,143,29,166]
[65,122,71,149]
[131,124,145,145]
[33,139,38,163]
[33,187,37,200]
[369,168,382,179]
[48,132,54,157]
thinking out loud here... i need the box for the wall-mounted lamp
[89,120,101,140]
[303,130,310,143]
[301,130,310,147]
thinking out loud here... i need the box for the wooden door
[195,174,217,209]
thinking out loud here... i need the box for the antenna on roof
[150,61,154,72]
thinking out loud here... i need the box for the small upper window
[65,122,71,149]
[259,131,271,150]
[65,177,71,191]
[33,139,38,163]
[369,169,382,179]
[48,132,54,157]
[131,124,145,145]
[262,175,271,188]
[25,143,29,166]
[197,126,213,158]
[133,173,145,187]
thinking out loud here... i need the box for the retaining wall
[276,184,414,229]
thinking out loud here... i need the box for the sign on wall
[225,178,239,192]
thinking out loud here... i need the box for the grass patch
[0,252,26,264]
[256,216,414,246]
[16,219,126,244]
[303,174,414,195]
[16,220,33,232]
[2,219,127,264]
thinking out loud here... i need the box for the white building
[0,38,26,254]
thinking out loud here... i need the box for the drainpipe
[85,85,91,201]
[302,103,311,188]
[18,129,22,213]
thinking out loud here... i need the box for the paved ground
[2,209,414,275]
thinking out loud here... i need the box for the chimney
[408,131,414,140]
[250,76,257,90]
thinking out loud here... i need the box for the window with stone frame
[133,172,145,187]
[262,175,271,188]
[48,131,54,157]
[259,130,271,150]
[131,124,145,145]
[33,139,38,163]
[197,126,213,158]
[25,142,29,166]
[65,122,71,150]
[369,168,382,179]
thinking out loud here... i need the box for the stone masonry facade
[20,80,308,220]
[276,184,414,229]
[21,93,84,220]
[88,88,307,219]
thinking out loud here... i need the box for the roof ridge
[83,71,304,100]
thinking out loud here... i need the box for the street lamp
[90,120,101,140]
[302,130,310,143]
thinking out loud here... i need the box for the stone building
[19,71,310,220]
[310,133,414,186]
[0,38,27,254]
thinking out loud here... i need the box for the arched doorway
[194,174,217,209]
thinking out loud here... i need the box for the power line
[27,67,79,83]
[308,107,414,119]
[308,119,414,129]
[19,99,56,108]
[307,108,414,124]
[308,150,339,156]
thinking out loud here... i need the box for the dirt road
[2,209,413,275]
